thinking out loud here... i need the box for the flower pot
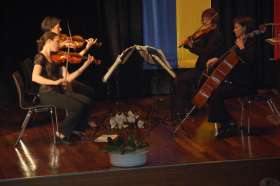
[109,149,148,167]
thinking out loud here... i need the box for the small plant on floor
[103,110,149,154]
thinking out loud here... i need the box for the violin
[50,51,101,65]
[59,34,102,49]
[190,26,215,42]
[179,13,218,47]
[179,25,215,47]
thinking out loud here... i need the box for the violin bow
[64,20,73,82]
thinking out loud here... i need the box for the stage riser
[1,158,279,186]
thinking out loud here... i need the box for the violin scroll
[247,24,266,38]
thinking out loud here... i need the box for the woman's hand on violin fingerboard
[85,38,97,49]
[84,54,95,65]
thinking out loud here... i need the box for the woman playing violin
[41,16,97,56]
[207,16,257,138]
[32,31,94,144]
[173,8,223,119]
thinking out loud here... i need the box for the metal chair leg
[240,98,245,129]
[54,107,59,133]
[267,98,280,116]
[247,99,252,135]
[14,110,33,146]
[50,108,58,145]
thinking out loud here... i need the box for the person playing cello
[206,16,257,138]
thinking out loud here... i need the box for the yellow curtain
[176,0,211,68]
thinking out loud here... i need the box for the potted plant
[102,110,149,167]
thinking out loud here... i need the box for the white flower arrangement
[109,111,145,130]
[104,110,148,154]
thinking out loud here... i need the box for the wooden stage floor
[0,95,280,185]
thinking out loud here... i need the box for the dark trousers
[173,69,204,114]
[39,90,92,137]
[208,84,255,125]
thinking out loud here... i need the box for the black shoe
[216,125,233,139]
[229,121,237,128]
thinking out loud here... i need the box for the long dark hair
[37,31,58,52]
[202,8,219,25]
[41,16,61,32]
[233,16,253,34]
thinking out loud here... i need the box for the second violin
[50,51,101,65]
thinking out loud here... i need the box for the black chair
[19,58,39,96]
[12,71,58,146]
[239,90,280,134]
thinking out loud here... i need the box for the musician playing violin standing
[174,8,223,119]
[206,16,257,138]
[32,31,95,144]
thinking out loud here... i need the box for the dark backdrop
[0,0,143,106]
[0,0,276,107]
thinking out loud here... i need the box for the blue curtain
[142,0,177,69]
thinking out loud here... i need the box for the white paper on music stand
[102,45,176,83]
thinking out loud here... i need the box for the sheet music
[102,45,177,83]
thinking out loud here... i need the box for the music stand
[102,45,176,130]
[102,45,176,83]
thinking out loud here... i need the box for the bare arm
[63,55,94,82]
[79,38,97,56]
[32,64,64,85]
